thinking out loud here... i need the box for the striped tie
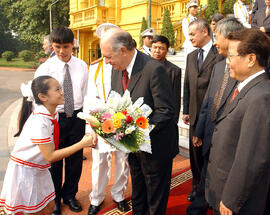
[63,63,74,117]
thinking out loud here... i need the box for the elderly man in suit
[205,28,270,215]
[186,17,244,215]
[251,0,270,36]
[151,35,181,122]
[100,28,179,215]
[182,18,223,202]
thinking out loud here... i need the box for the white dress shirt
[142,45,152,56]
[238,70,265,92]
[234,0,251,28]
[198,39,213,62]
[35,55,88,113]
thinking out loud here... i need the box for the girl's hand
[80,134,94,147]
[90,130,98,148]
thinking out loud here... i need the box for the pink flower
[101,113,112,121]
[114,132,124,141]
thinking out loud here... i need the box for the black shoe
[63,198,82,212]
[52,200,61,215]
[187,190,197,202]
[114,200,130,212]
[88,202,103,215]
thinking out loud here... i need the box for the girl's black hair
[14,76,52,137]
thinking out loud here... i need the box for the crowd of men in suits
[181,1,270,213]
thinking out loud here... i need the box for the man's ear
[121,46,127,55]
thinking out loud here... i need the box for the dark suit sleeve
[221,93,270,213]
[193,64,216,138]
[251,0,258,20]
[172,66,181,121]
[251,11,259,28]
[183,56,190,115]
[149,64,176,126]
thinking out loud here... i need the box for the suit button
[214,127,218,132]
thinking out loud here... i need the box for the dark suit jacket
[163,59,181,122]
[251,6,270,36]
[183,45,223,126]
[111,50,179,159]
[205,73,270,214]
[194,59,238,156]
[251,0,266,20]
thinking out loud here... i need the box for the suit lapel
[111,68,124,95]
[199,46,216,74]
[218,76,238,113]
[127,51,143,94]
[216,73,268,123]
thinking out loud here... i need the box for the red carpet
[99,168,213,215]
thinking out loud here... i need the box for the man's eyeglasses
[227,54,240,62]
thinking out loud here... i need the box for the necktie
[229,87,239,103]
[210,67,230,121]
[50,118,59,150]
[122,69,129,91]
[198,48,204,72]
[63,63,74,116]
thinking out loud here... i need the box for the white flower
[139,104,152,117]
[77,112,100,126]
[125,126,136,135]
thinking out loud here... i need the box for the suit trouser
[50,109,85,202]
[186,151,210,215]
[90,149,129,206]
[128,152,173,215]
[189,125,204,188]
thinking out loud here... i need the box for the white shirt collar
[33,105,58,120]
[238,70,265,92]
[188,14,196,20]
[55,55,74,67]
[199,39,213,61]
[126,49,137,78]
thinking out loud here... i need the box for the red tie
[229,87,239,103]
[50,118,59,150]
[122,69,129,91]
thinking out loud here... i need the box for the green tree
[139,17,148,47]
[161,8,175,47]
[223,0,235,15]
[2,0,69,52]
[205,0,219,21]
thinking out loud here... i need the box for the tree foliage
[1,0,69,52]
[161,8,175,47]
[223,0,235,15]
[205,0,219,21]
[139,17,148,47]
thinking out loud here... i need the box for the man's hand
[260,26,266,33]
[220,201,232,215]
[90,130,98,148]
[182,114,190,125]
[192,136,203,147]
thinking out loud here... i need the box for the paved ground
[0,68,35,190]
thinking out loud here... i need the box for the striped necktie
[63,63,74,117]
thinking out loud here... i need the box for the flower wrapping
[78,90,153,153]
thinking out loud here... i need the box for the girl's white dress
[0,105,57,214]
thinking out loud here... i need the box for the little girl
[0,76,94,214]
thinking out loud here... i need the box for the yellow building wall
[69,0,211,64]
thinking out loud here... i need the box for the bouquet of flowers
[78,90,153,153]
